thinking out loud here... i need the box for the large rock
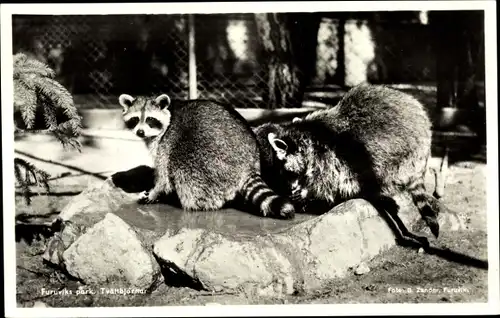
[153,196,434,294]
[43,178,139,266]
[63,213,161,290]
[153,228,296,296]
[44,165,465,296]
[43,166,162,290]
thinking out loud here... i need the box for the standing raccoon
[118,93,295,219]
[254,84,441,238]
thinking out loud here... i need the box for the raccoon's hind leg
[176,188,227,211]
[178,194,226,211]
[173,174,228,211]
[240,173,295,219]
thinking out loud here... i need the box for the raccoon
[254,84,442,239]
[118,93,295,219]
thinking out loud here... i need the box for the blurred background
[12,10,487,159]
[12,11,484,111]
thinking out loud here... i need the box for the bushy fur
[255,84,441,237]
[120,95,295,219]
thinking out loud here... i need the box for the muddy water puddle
[113,202,315,237]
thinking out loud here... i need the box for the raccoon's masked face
[119,94,172,139]
[267,132,308,199]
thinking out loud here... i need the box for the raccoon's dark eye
[145,117,163,130]
[125,117,139,129]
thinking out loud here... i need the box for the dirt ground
[14,153,489,307]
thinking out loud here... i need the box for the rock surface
[63,213,161,290]
[43,177,138,267]
[153,196,422,294]
[44,166,464,295]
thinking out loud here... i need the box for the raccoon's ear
[292,117,302,123]
[155,94,171,110]
[268,133,288,160]
[119,94,135,112]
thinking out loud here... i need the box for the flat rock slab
[44,166,465,295]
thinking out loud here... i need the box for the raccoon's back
[315,85,431,159]
[337,85,430,133]
[168,100,260,167]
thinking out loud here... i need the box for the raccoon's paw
[138,191,158,204]
[137,191,150,204]
[420,204,441,238]
[424,216,440,239]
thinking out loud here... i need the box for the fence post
[188,14,198,99]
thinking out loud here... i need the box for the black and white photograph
[2,1,498,316]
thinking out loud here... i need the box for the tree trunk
[455,11,483,111]
[430,11,482,110]
[254,13,320,109]
[431,11,458,109]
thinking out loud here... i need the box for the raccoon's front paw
[137,191,150,204]
[290,189,307,202]
[138,191,158,204]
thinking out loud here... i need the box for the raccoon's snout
[136,129,145,138]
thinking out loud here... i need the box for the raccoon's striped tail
[240,173,296,219]
[409,180,442,238]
